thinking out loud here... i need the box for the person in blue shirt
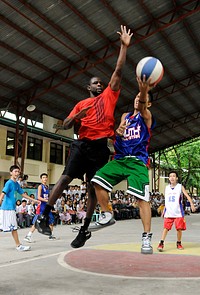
[91,76,155,254]
[0,165,38,251]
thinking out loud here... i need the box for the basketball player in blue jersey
[91,76,155,254]
[24,173,56,242]
[157,171,195,252]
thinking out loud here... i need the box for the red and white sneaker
[157,242,164,252]
[177,243,184,250]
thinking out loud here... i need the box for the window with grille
[27,137,42,161]
[50,142,63,164]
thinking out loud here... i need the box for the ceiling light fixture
[26,105,36,112]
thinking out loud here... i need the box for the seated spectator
[66,200,77,224]
[73,185,81,200]
[27,199,36,222]
[16,199,21,221]
[29,193,35,199]
[112,198,121,220]
[80,181,87,199]
[119,199,131,219]
[54,195,63,213]
[124,199,135,219]
[150,194,159,217]
[76,200,86,223]
[67,185,75,199]
[22,191,30,202]
[20,174,34,188]
[59,200,72,225]
[17,175,24,188]
[132,199,140,219]
[17,199,31,228]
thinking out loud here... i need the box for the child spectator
[59,200,72,225]
[17,199,31,228]
[76,200,86,223]
[0,165,38,251]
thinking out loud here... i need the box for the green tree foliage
[157,138,200,195]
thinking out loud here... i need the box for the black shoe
[71,226,91,248]
[35,215,51,236]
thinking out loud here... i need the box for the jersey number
[169,195,175,202]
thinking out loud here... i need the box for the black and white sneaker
[88,212,116,232]
[71,226,91,248]
[35,215,51,236]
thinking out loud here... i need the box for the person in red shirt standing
[36,25,133,248]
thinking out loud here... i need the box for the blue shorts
[32,212,54,225]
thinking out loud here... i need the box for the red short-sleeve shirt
[68,85,120,140]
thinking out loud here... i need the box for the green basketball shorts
[91,156,150,201]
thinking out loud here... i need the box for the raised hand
[136,75,153,94]
[116,119,129,136]
[117,25,133,47]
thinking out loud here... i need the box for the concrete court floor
[0,213,200,295]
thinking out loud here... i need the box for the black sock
[82,217,92,230]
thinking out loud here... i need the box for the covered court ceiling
[0,0,200,153]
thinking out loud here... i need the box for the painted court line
[0,251,64,268]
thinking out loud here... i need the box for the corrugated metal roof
[0,0,200,153]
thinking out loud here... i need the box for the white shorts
[0,210,18,232]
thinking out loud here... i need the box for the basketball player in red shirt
[36,25,133,248]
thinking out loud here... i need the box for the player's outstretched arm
[110,25,133,91]
[136,76,152,128]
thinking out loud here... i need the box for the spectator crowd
[14,182,200,229]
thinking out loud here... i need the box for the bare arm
[182,186,196,212]
[0,192,5,206]
[21,192,39,204]
[136,76,152,128]
[63,26,132,129]
[110,25,133,91]
[63,106,92,130]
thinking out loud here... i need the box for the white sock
[27,232,32,237]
